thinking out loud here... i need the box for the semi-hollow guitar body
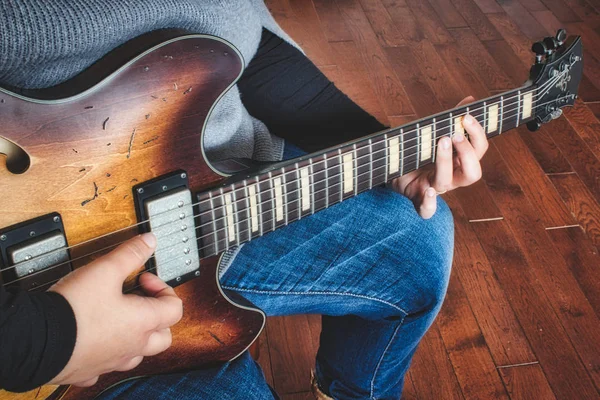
[0,31,265,400]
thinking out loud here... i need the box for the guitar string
[3,95,571,287]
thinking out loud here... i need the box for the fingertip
[139,272,170,296]
[139,232,157,250]
[426,187,436,198]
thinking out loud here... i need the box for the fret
[420,122,433,163]
[400,129,404,176]
[342,149,354,196]
[522,91,533,119]
[309,158,316,214]
[285,163,302,221]
[258,175,273,235]
[353,144,358,196]
[197,192,216,257]
[487,102,499,134]
[368,139,374,189]
[246,181,260,236]
[402,124,418,177]
[269,172,285,230]
[298,163,310,216]
[324,153,330,208]
[416,123,421,170]
[337,149,344,203]
[482,102,487,134]
[516,89,521,127]
[499,96,504,134]
[371,136,387,187]
[356,139,372,193]
[436,113,451,152]
[209,190,227,252]
[230,184,242,247]
[280,167,288,226]
[325,151,341,206]
[312,155,327,211]
[432,118,437,163]
[221,188,236,245]
[386,134,396,178]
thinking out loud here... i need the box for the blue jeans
[100,144,454,400]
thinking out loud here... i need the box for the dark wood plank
[471,0,505,13]
[358,0,407,47]
[408,323,465,400]
[481,145,600,390]
[550,112,600,204]
[517,125,574,174]
[450,0,503,41]
[469,218,600,399]
[427,0,469,28]
[546,225,600,315]
[334,0,416,116]
[265,0,334,67]
[256,329,275,388]
[447,28,514,92]
[487,13,538,69]
[588,101,600,120]
[550,173,600,248]
[384,46,445,117]
[494,0,551,39]
[267,315,318,395]
[381,0,424,42]
[435,41,491,100]
[312,0,353,42]
[328,40,390,125]
[492,129,576,227]
[517,0,548,11]
[436,273,511,399]
[405,0,455,44]
[540,0,584,23]
[498,364,558,400]
[408,40,465,109]
[402,372,420,400]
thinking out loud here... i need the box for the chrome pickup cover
[145,187,200,282]
[9,232,68,278]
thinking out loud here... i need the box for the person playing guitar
[4,0,580,399]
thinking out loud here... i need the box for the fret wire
[243,180,251,242]
[368,139,373,189]
[295,162,301,221]
[499,96,504,134]
[400,128,404,176]
[281,167,288,226]
[338,149,343,203]
[268,172,275,232]
[309,158,315,214]
[384,133,389,182]
[353,144,358,196]
[257,179,264,237]
[516,90,521,128]
[416,123,421,170]
[432,118,437,163]
[208,191,219,254]
[324,153,329,209]
[218,188,228,249]
[483,101,487,135]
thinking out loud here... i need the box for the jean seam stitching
[370,319,403,400]
[220,286,409,315]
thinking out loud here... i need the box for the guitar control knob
[556,29,567,46]
[527,118,542,132]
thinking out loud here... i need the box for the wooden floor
[255,0,600,399]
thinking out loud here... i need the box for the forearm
[0,286,76,392]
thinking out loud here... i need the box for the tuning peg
[543,36,559,52]
[532,41,547,63]
[556,29,567,46]
[527,118,542,132]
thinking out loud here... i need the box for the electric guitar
[0,29,582,399]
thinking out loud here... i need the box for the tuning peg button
[527,119,542,132]
[532,41,547,56]
[543,37,559,52]
[556,29,567,45]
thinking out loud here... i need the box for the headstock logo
[556,73,571,92]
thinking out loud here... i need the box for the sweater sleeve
[0,285,77,393]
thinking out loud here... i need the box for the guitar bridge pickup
[133,171,200,287]
[0,213,72,291]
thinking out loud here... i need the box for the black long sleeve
[0,286,76,392]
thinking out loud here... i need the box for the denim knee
[365,188,455,315]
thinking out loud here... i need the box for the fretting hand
[48,233,183,387]
[390,96,489,219]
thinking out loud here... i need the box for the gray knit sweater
[0,0,300,162]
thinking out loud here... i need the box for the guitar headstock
[526,29,583,131]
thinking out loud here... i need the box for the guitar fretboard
[196,86,538,257]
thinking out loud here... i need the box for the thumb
[136,272,183,330]
[98,233,157,281]
[456,95,475,107]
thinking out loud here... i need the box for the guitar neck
[197,85,538,257]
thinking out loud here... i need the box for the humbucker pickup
[133,171,201,286]
[0,213,72,291]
